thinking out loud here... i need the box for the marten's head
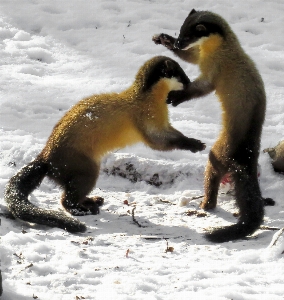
[174,9,227,51]
[135,56,190,93]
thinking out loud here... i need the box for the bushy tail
[4,160,86,233]
[205,172,264,243]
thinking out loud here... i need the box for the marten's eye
[162,60,175,78]
[161,68,167,77]
[162,68,173,78]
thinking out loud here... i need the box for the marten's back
[41,92,144,161]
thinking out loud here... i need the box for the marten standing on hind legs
[153,9,275,243]
[5,56,205,233]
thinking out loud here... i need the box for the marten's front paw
[167,90,189,106]
[189,139,206,153]
[263,197,275,206]
[152,33,175,50]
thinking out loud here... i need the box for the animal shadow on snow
[0,201,202,243]
[1,199,273,248]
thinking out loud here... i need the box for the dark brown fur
[153,10,274,242]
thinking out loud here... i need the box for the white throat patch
[164,77,183,91]
[181,36,209,50]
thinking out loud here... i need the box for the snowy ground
[1,0,284,299]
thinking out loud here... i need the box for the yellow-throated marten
[153,10,274,243]
[5,56,205,233]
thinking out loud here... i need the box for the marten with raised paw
[153,10,274,243]
[5,56,205,233]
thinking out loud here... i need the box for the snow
[0,0,284,299]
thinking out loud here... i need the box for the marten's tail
[205,171,264,243]
[4,159,86,233]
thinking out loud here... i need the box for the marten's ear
[162,59,190,85]
[189,9,197,16]
[165,59,175,70]
[162,60,175,77]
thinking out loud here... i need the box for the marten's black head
[174,9,225,50]
[136,56,190,92]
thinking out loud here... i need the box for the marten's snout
[174,38,182,49]
[174,38,190,50]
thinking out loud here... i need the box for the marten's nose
[174,38,182,49]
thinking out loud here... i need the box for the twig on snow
[132,207,144,228]
[269,227,284,247]
[260,226,281,231]
[190,195,204,200]
[126,249,130,258]
[164,238,174,253]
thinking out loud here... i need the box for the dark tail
[4,159,86,233]
[205,171,264,243]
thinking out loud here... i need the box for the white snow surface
[1,0,284,299]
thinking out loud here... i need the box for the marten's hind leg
[48,149,104,216]
[60,165,103,216]
[61,187,104,216]
[200,149,227,210]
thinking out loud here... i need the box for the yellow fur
[43,78,174,163]
[143,79,171,130]
[199,34,222,58]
